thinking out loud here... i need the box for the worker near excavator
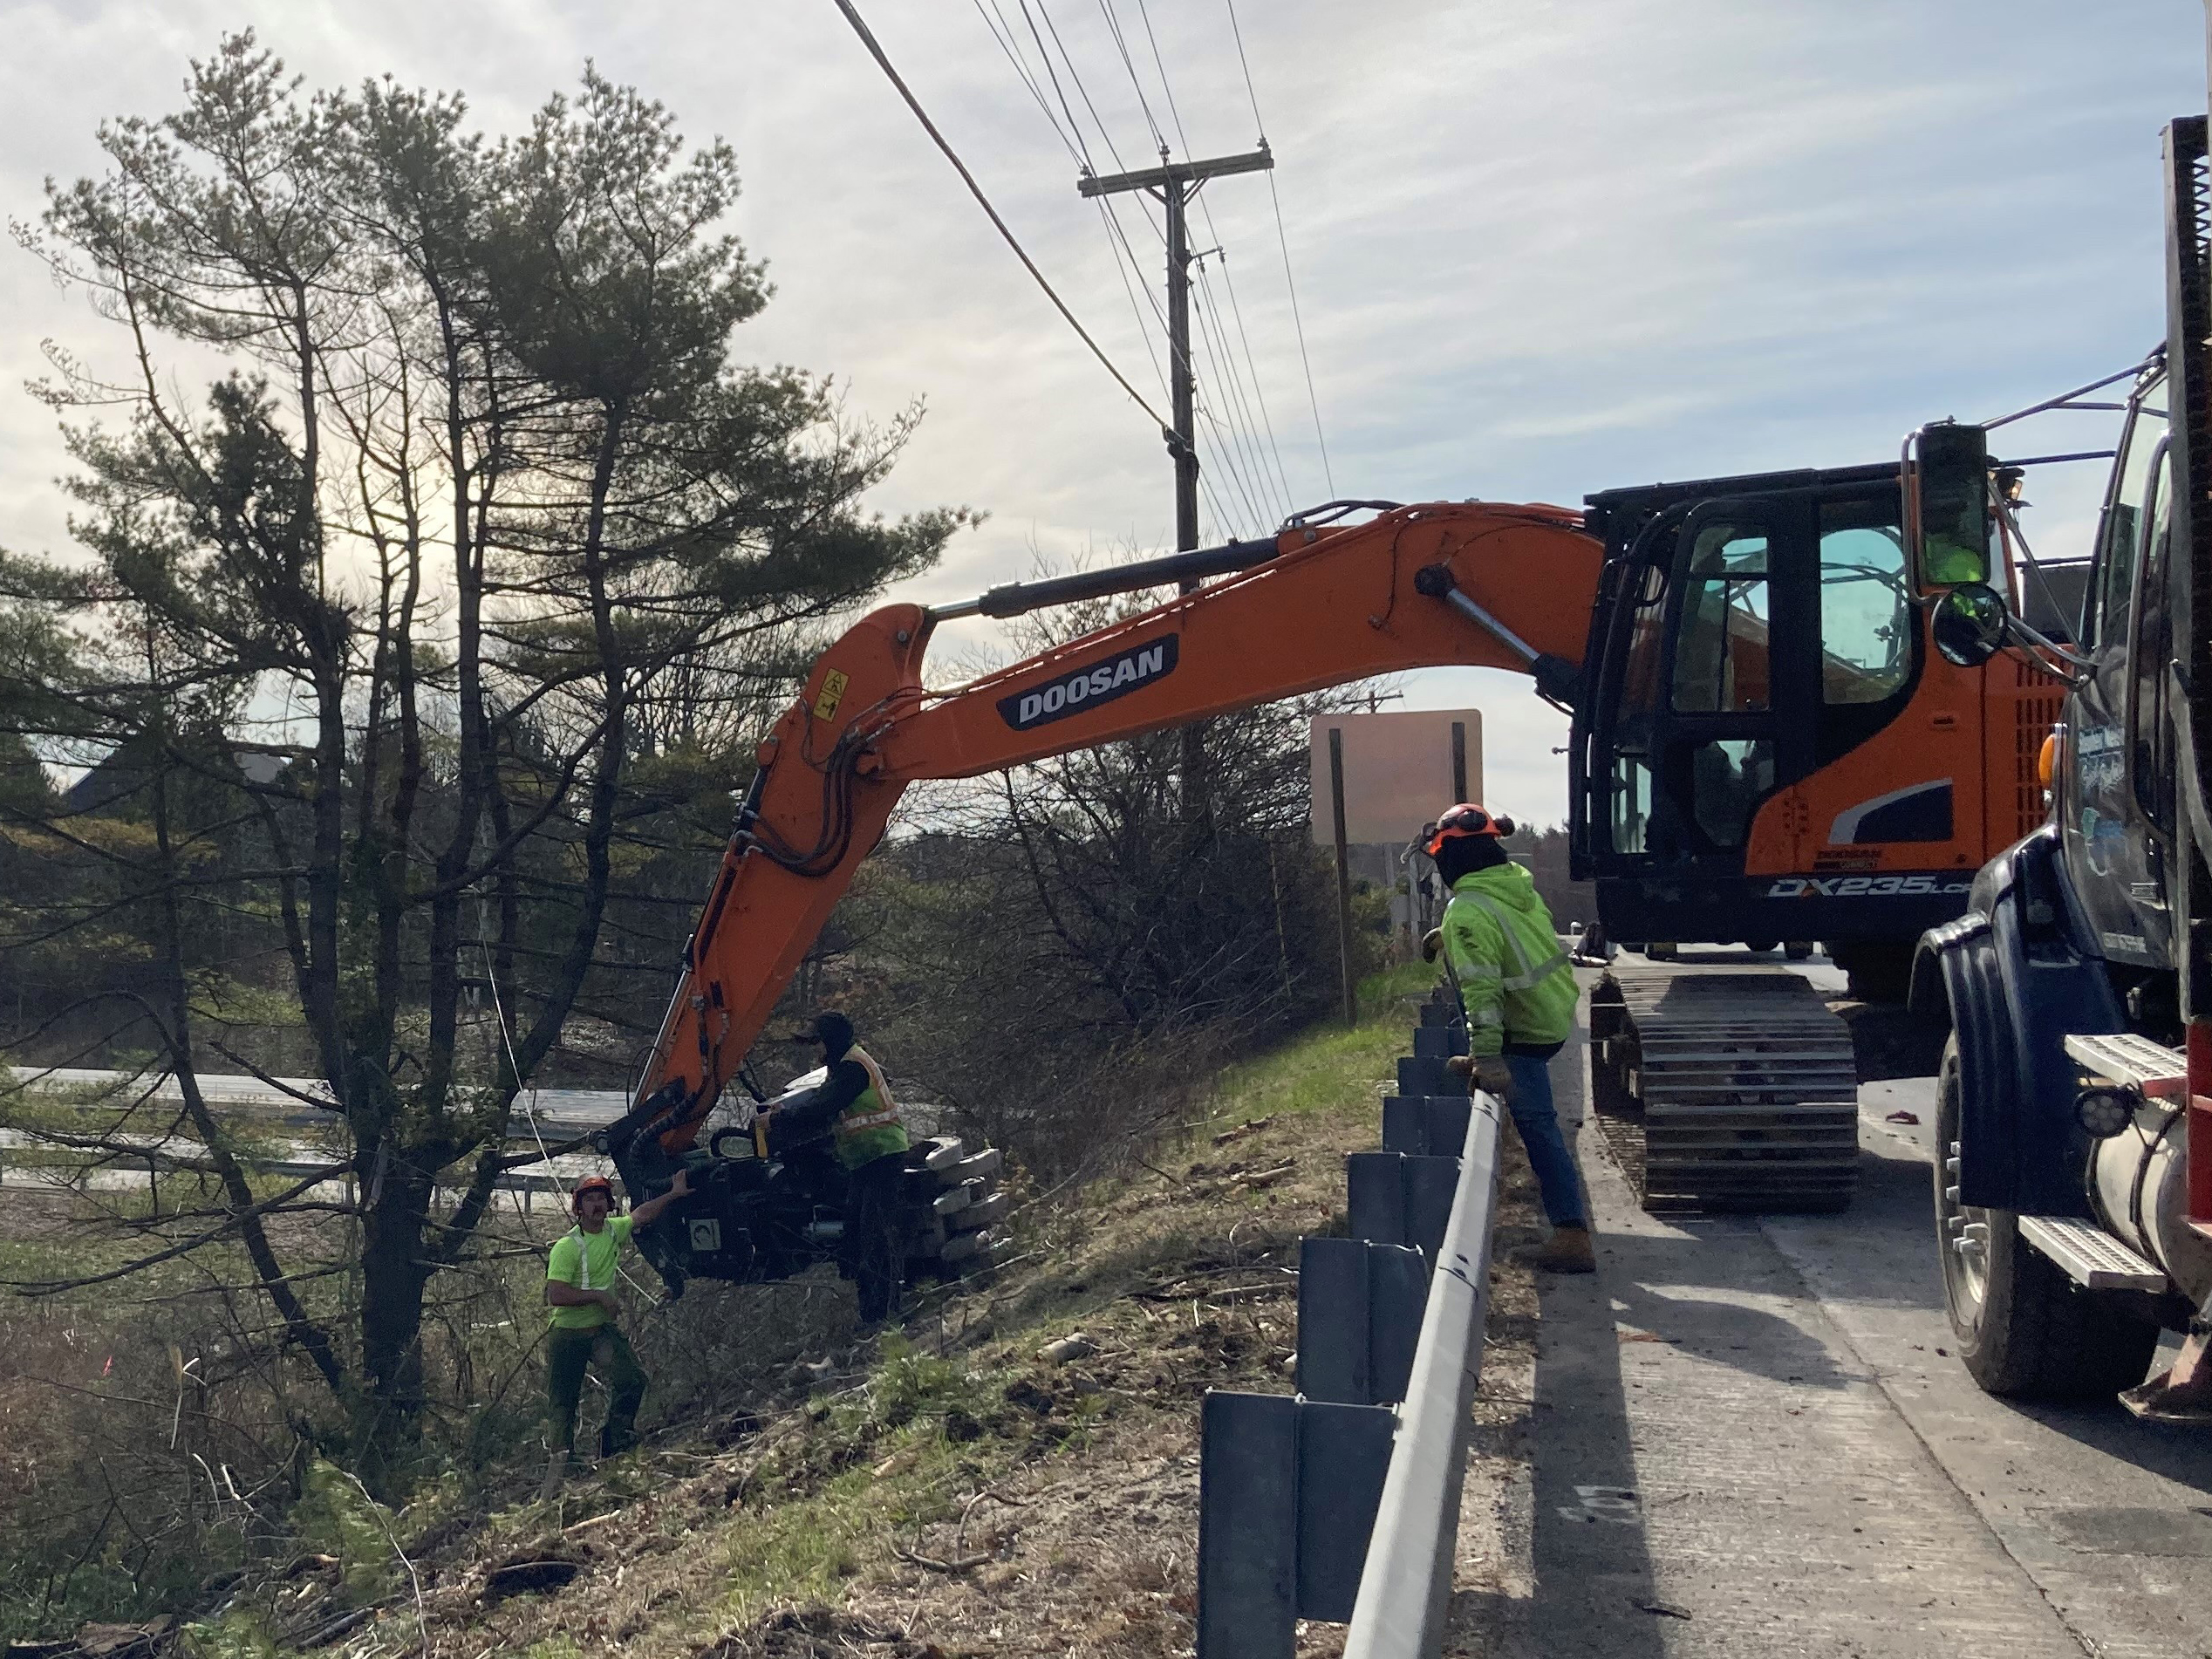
[543,1167,691,1490]
[1423,803,1596,1274]
[764,1011,911,1321]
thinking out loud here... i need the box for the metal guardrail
[1343,1092,1501,1657]
[1196,999,1505,1659]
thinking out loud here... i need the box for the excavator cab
[1570,438,2036,984]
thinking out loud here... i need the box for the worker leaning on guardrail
[1421,802,1595,1274]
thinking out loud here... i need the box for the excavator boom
[622,501,1598,1152]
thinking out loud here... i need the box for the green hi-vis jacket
[1439,863,1579,1057]
[832,1044,910,1171]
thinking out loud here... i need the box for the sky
[0,0,2203,823]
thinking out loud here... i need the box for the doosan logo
[999,635,1180,731]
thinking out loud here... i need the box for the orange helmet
[1423,802,1515,857]
[570,1175,616,1213]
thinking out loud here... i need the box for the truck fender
[1911,828,2122,1215]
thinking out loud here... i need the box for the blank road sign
[1310,710,1484,846]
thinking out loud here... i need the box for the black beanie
[812,1011,855,1059]
[1433,832,1510,885]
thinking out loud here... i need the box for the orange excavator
[603,427,2072,1297]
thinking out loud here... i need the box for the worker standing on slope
[1425,802,1595,1273]
[543,1168,691,1492]
[765,1011,911,1323]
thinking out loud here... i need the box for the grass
[1208,959,1437,1122]
[669,962,1448,1634]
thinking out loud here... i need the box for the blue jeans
[1504,1050,1587,1229]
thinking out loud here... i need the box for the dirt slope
[181,995,1542,1659]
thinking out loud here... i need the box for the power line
[829,0,1171,434]
[973,0,1085,165]
[1225,0,1334,497]
[1204,249,1294,510]
[1187,256,1273,518]
[972,0,1287,530]
[1133,0,1188,154]
[1116,0,1294,514]
[1194,256,1288,517]
[1097,0,1167,153]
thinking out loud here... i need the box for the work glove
[1472,1055,1515,1104]
[1421,928,1444,964]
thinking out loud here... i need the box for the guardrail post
[1198,1393,1396,1656]
[1410,1024,1468,1061]
[1296,1237,1428,1406]
[1396,1055,1456,1097]
[1347,1151,1459,1264]
[1382,1096,1472,1157]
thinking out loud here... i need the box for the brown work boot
[1518,1225,1596,1274]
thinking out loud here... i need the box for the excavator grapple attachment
[1589,968,1859,1212]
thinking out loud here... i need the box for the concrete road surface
[1530,951,2212,1659]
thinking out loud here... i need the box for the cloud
[0,0,2198,830]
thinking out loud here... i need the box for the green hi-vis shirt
[1438,862,1579,1058]
[546,1213,633,1330]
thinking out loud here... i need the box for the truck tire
[1833,942,1913,1003]
[1935,1036,2158,1400]
[1783,941,1814,961]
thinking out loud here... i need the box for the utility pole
[1079,143,1273,569]
[1081,145,1273,820]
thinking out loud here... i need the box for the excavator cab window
[1818,505,1913,704]
[1574,462,1925,937]
[1671,525,1772,713]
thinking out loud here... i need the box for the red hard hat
[1423,802,1515,857]
[570,1175,616,1212]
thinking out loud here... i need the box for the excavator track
[1588,968,1858,1213]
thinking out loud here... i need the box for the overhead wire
[1225,0,1334,496]
[973,0,1291,534]
[973,0,1086,166]
[1119,0,1295,514]
[1194,256,1290,517]
[1188,260,1278,522]
[1024,0,1257,535]
[1097,0,1167,152]
[829,0,1171,433]
[1073,5,1283,529]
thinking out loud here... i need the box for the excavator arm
[618,500,1600,1156]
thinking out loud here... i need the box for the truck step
[2017,1214,2168,1291]
[2062,1033,2188,1099]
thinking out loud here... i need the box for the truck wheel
[1783,941,1814,961]
[1833,942,1912,1003]
[1935,1036,2158,1399]
[1644,942,1678,963]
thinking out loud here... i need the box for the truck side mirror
[1910,422,1993,587]
[1931,582,2010,667]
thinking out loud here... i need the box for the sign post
[1311,710,1486,1005]
[1329,727,1356,1026]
